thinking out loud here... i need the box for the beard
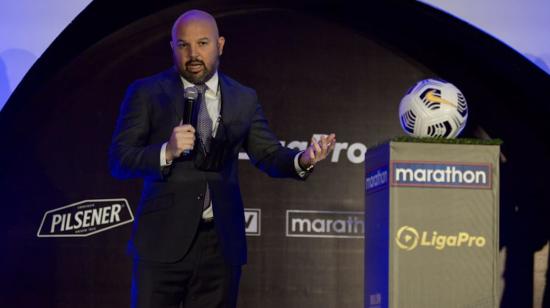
[179,59,217,85]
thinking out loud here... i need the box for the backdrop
[1,1,548,307]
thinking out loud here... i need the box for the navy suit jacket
[109,68,302,265]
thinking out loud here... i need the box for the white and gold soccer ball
[399,79,468,139]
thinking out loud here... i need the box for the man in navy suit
[109,9,336,308]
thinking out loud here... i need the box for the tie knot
[195,84,207,95]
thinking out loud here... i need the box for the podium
[364,139,500,308]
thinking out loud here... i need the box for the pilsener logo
[395,226,487,251]
[391,161,491,189]
[286,210,364,238]
[37,199,134,237]
[244,208,261,236]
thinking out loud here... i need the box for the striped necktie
[196,84,212,153]
[194,84,212,216]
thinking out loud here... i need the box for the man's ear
[218,36,225,56]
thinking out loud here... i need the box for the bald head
[171,10,220,42]
[170,9,225,84]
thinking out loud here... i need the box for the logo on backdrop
[286,210,364,238]
[239,134,368,164]
[244,208,261,236]
[395,225,487,251]
[390,161,492,189]
[37,199,134,237]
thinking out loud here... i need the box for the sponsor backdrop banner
[365,141,500,308]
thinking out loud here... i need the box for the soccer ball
[399,79,468,139]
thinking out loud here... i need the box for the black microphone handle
[181,97,197,156]
[183,98,195,125]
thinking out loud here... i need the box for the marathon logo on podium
[366,166,389,194]
[37,199,134,237]
[390,160,492,189]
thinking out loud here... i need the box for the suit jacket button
[197,194,203,200]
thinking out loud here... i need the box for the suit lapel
[219,73,239,130]
[159,67,185,124]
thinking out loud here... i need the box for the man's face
[171,18,225,84]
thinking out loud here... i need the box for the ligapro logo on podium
[395,225,487,251]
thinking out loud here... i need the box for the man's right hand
[166,124,196,162]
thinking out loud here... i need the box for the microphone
[181,87,199,156]
[183,86,199,125]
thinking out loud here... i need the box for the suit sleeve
[242,92,303,180]
[108,81,164,180]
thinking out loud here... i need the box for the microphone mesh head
[184,86,199,100]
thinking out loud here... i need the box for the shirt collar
[180,71,219,96]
